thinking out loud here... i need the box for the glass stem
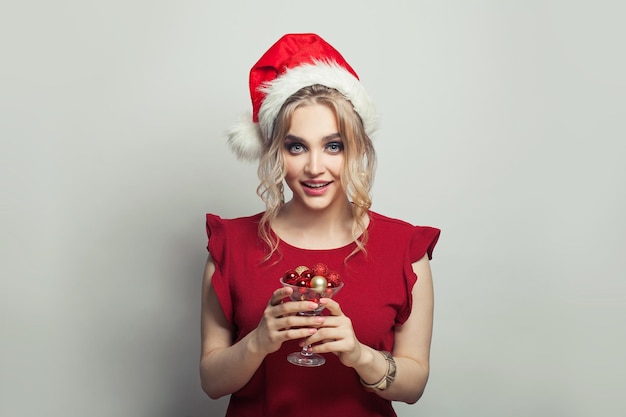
[301,344,313,357]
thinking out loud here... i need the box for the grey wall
[2,1,624,416]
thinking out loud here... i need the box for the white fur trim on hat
[258,60,378,142]
[226,113,263,161]
[226,60,378,161]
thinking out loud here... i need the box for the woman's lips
[301,181,331,195]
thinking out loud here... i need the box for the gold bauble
[310,275,328,293]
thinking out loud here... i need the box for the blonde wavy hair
[256,84,377,263]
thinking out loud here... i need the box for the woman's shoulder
[368,211,441,260]
[205,211,264,237]
[206,211,263,224]
[368,210,439,232]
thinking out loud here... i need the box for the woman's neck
[271,199,360,250]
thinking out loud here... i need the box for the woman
[200,33,440,417]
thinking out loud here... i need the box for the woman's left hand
[301,297,363,368]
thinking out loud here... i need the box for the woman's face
[282,104,347,212]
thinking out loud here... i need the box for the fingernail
[314,317,324,324]
[308,302,318,309]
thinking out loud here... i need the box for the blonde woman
[200,33,440,417]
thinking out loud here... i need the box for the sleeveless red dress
[206,211,440,417]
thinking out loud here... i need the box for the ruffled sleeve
[205,213,233,323]
[409,226,440,262]
[397,226,441,325]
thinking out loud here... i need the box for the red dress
[206,211,440,417]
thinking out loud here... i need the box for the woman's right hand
[251,286,325,355]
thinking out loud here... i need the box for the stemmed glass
[280,277,344,367]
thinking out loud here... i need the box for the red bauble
[300,269,313,279]
[311,262,329,277]
[327,271,341,287]
[284,269,298,284]
[295,277,311,287]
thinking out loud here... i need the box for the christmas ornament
[281,262,342,290]
[310,276,328,293]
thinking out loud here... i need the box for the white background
[2,1,625,416]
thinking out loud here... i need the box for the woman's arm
[382,253,434,403]
[199,254,327,399]
[310,254,434,403]
[199,254,262,398]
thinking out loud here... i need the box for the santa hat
[227,33,378,161]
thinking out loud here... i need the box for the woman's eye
[326,142,344,153]
[286,143,305,154]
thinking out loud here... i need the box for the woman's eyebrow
[284,133,341,142]
[322,133,341,142]
[284,134,303,142]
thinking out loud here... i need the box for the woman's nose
[304,151,324,176]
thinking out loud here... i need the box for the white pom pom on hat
[226,33,378,161]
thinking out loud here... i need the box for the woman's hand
[300,297,364,367]
[250,286,326,355]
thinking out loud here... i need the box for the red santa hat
[227,33,379,161]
